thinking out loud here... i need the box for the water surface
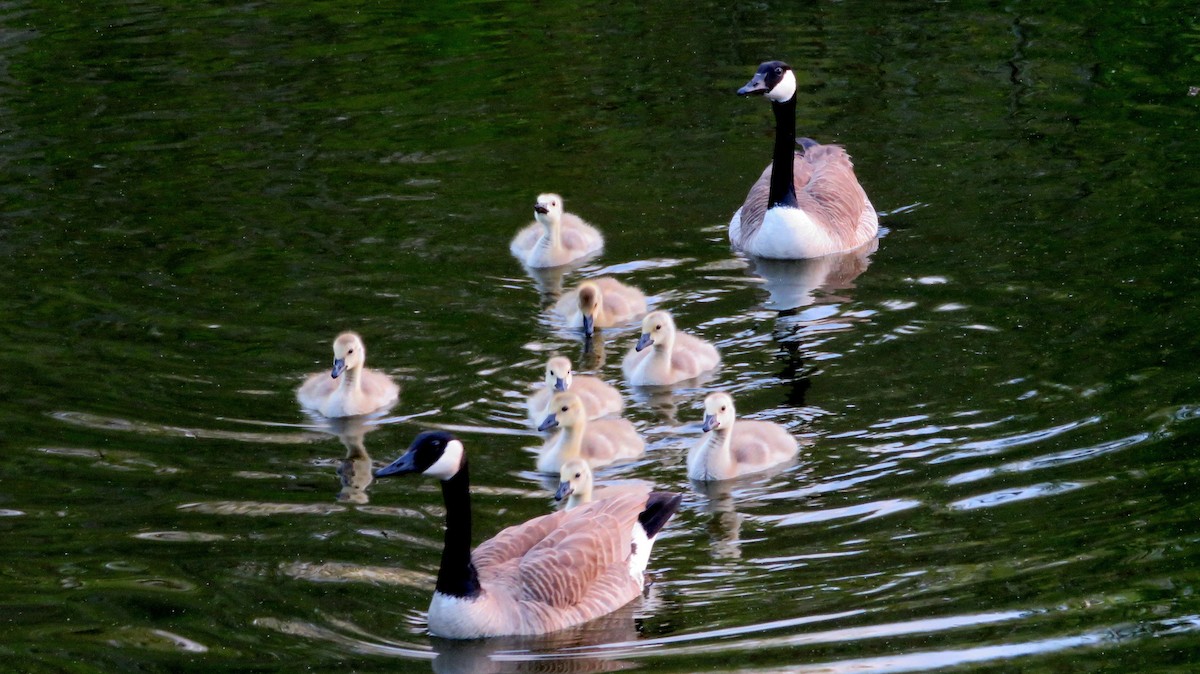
[2,1,1199,672]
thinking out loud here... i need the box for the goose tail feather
[638,492,683,539]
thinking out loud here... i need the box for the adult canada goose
[555,458,650,511]
[510,193,604,268]
[729,60,878,259]
[536,391,644,473]
[296,332,399,418]
[527,356,624,426]
[687,392,799,482]
[622,311,719,386]
[375,430,682,639]
[553,277,647,338]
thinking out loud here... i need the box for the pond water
[3,1,1199,672]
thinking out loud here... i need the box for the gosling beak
[375,449,418,478]
[538,413,559,432]
[330,358,346,379]
[737,72,770,96]
[553,377,567,392]
[534,203,549,214]
[554,481,574,502]
[635,333,654,352]
[702,414,720,432]
[582,314,595,337]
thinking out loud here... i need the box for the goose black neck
[769,96,799,209]
[435,458,481,598]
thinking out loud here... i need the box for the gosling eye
[348,348,355,354]
[561,405,569,412]
[720,406,727,412]
[574,472,581,479]
[655,324,662,331]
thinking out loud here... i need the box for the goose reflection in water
[746,237,877,313]
[429,600,644,674]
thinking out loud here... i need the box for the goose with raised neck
[375,431,681,638]
[729,60,878,259]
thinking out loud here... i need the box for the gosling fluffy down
[511,193,604,268]
[296,332,399,418]
[527,356,624,426]
[536,391,644,473]
[553,277,647,337]
[555,458,651,511]
[622,311,719,386]
[687,392,798,481]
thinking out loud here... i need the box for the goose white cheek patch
[426,439,465,480]
[766,70,797,103]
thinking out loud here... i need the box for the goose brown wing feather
[509,493,643,609]
[793,144,870,244]
[472,510,566,572]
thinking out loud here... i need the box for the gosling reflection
[314,415,382,504]
[520,254,595,305]
[625,375,717,426]
[429,601,641,674]
[746,237,877,312]
[337,442,373,504]
[578,330,606,368]
[690,463,801,561]
[691,479,746,560]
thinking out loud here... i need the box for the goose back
[433,491,674,637]
[732,142,877,258]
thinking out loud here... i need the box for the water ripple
[931,416,1102,464]
[588,610,1026,658]
[946,432,1151,485]
[949,481,1091,510]
[762,499,922,526]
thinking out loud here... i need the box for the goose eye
[774,67,783,75]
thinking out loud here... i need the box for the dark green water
[3,1,1199,672]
